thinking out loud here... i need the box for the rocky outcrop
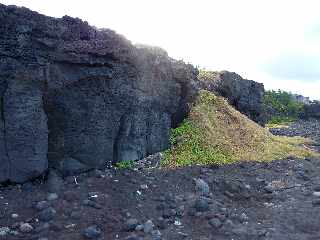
[0,4,198,182]
[301,102,320,120]
[198,71,266,125]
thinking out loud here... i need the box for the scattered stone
[11,213,19,219]
[151,229,162,240]
[126,218,139,231]
[47,193,59,201]
[83,225,102,239]
[34,201,51,211]
[224,219,234,229]
[209,218,222,228]
[19,223,34,233]
[143,220,154,233]
[312,192,320,197]
[140,184,148,190]
[38,207,56,222]
[264,185,274,193]
[194,198,210,212]
[0,227,10,236]
[135,225,143,231]
[193,178,210,196]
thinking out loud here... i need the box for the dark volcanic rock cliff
[198,71,266,125]
[301,101,320,120]
[0,4,198,182]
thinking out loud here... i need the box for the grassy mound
[163,90,318,167]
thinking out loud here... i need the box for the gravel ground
[270,119,320,152]
[0,120,320,240]
[269,119,320,142]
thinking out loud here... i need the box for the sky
[1,0,320,99]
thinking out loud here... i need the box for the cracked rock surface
[0,4,198,182]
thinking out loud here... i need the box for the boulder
[0,4,198,182]
[198,71,266,125]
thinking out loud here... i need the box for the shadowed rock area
[301,101,320,120]
[0,4,198,182]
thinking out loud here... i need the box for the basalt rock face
[301,102,320,120]
[0,4,198,182]
[198,71,266,125]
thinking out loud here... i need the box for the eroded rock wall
[0,4,198,182]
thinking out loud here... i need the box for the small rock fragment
[126,218,139,231]
[83,225,102,239]
[151,229,162,240]
[209,218,222,228]
[312,192,320,197]
[38,207,56,222]
[193,178,210,196]
[135,225,143,231]
[47,193,59,201]
[143,220,154,233]
[34,201,50,211]
[194,198,210,212]
[19,223,34,233]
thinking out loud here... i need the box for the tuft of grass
[115,160,135,169]
[266,116,295,128]
[163,90,319,167]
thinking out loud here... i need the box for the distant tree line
[263,90,304,124]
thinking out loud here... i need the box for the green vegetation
[264,90,304,125]
[115,160,135,169]
[163,90,318,167]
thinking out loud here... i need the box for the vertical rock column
[3,73,48,182]
[0,94,9,182]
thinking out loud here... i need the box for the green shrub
[115,160,135,169]
[264,90,304,124]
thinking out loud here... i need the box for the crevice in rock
[112,115,126,164]
[1,87,11,181]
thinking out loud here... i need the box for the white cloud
[1,0,320,99]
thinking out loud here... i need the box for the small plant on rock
[115,160,135,169]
